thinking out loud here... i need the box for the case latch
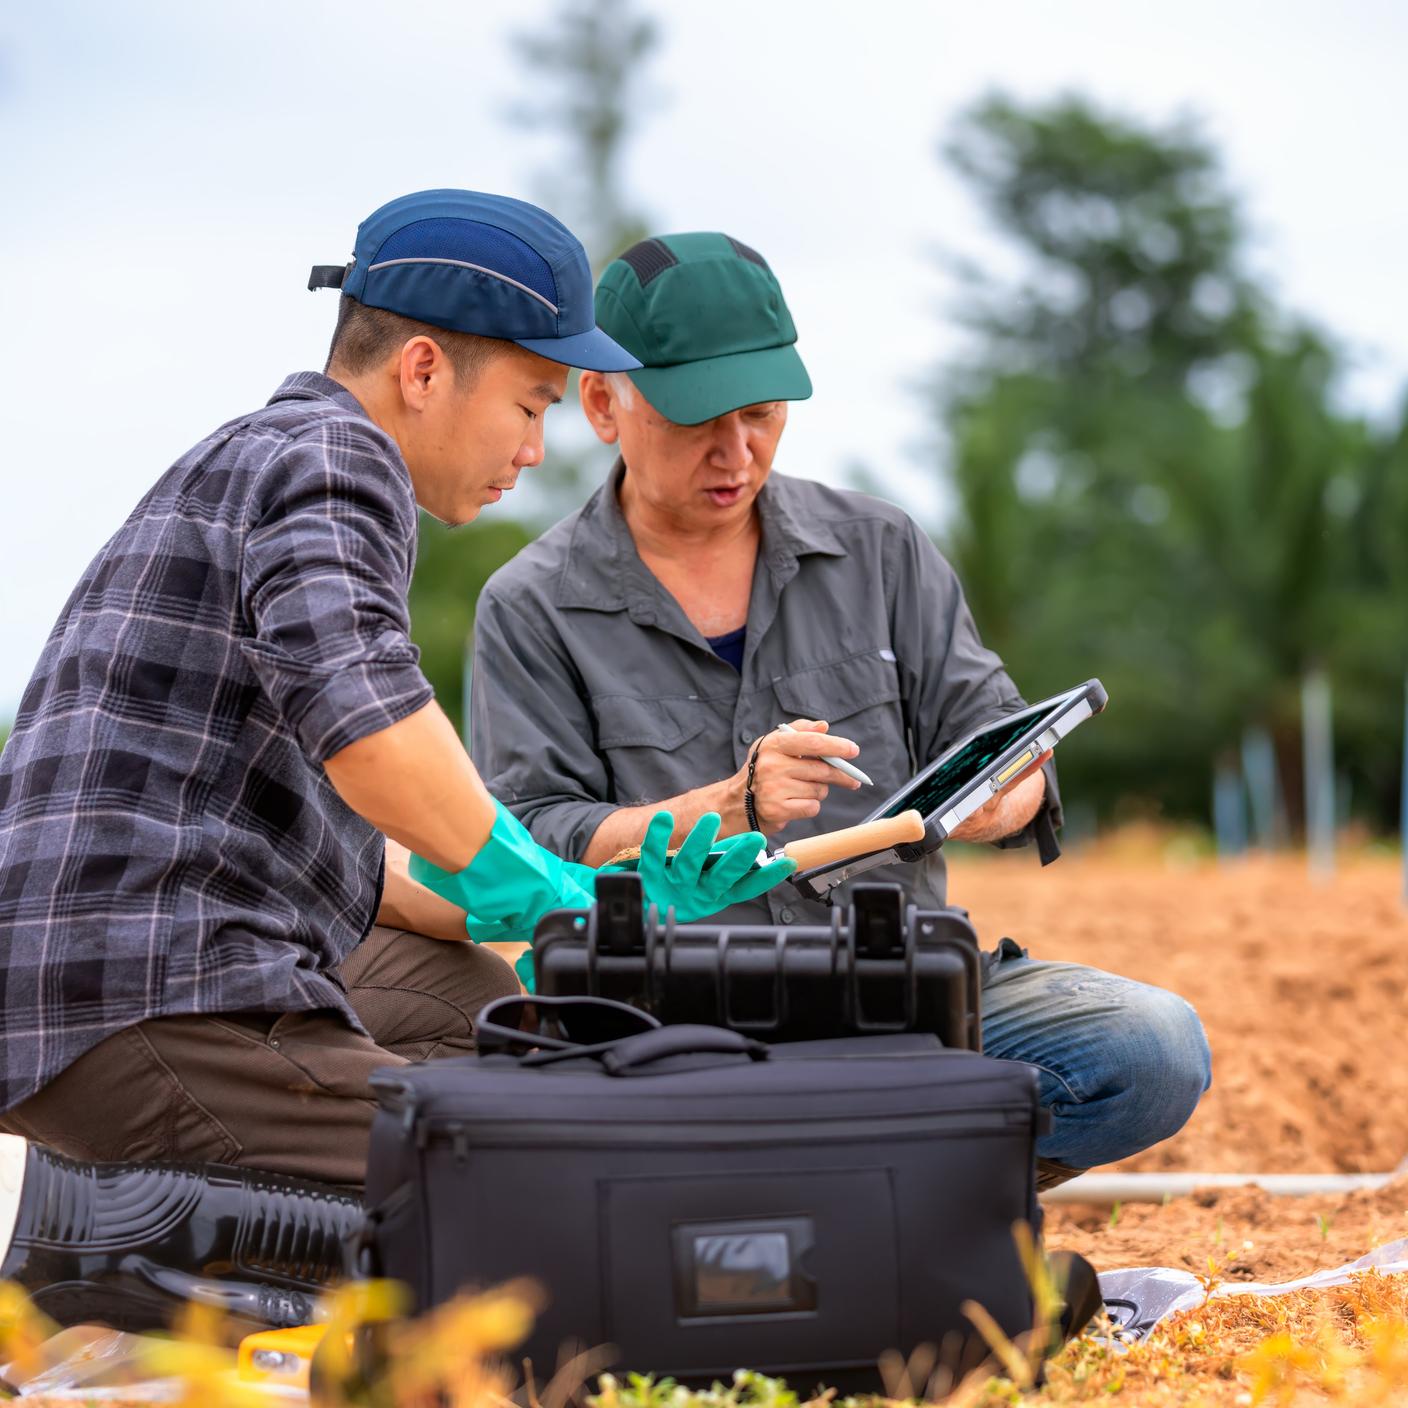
[591,870,646,956]
[847,884,914,1031]
[851,883,905,958]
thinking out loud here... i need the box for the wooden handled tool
[777,808,925,869]
[608,809,926,871]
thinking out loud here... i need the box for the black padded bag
[533,880,984,1050]
[357,996,1050,1393]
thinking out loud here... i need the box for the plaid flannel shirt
[0,372,433,1112]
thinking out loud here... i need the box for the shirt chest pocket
[591,693,713,804]
[772,650,912,789]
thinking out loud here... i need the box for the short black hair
[325,296,504,385]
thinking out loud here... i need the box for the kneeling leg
[981,956,1212,1174]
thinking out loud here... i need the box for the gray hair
[604,371,637,410]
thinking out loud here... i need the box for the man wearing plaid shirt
[0,190,659,1188]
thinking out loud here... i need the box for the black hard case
[533,881,984,1050]
[361,1025,1047,1392]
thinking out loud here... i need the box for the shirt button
[269,1039,281,1050]
[780,906,796,923]
[741,729,755,744]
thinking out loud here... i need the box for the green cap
[594,232,812,425]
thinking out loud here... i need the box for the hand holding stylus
[737,719,865,833]
[777,722,873,786]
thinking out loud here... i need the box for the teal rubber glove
[626,810,797,921]
[408,804,796,992]
[408,799,597,946]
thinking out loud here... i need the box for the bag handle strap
[599,1024,768,1075]
[477,996,769,1074]
[475,992,660,1058]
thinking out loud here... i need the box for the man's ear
[578,371,620,445]
[398,336,446,411]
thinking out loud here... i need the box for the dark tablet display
[881,701,1050,822]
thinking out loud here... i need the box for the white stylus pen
[777,721,874,787]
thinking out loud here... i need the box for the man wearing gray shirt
[471,232,1211,1188]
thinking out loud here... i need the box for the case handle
[599,1024,768,1075]
[782,808,925,871]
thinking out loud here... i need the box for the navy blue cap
[309,189,640,373]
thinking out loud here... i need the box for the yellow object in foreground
[237,1323,328,1391]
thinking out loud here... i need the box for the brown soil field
[949,837,1408,1284]
[952,837,1408,1177]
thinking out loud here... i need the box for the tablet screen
[881,700,1050,821]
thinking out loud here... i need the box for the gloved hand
[623,810,796,921]
[408,803,797,992]
[408,799,597,946]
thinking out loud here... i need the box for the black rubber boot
[0,1135,361,1333]
[1046,1249,1105,1341]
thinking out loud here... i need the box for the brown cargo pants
[0,927,521,1188]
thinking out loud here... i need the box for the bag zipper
[419,1106,1034,1154]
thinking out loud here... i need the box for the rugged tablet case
[533,880,983,1050]
[359,1018,1048,1392]
[790,679,1109,902]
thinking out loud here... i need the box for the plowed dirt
[949,837,1408,1278]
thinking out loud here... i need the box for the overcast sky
[2,0,1405,715]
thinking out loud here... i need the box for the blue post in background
[1241,725,1285,849]
[1213,761,1248,861]
[1302,668,1335,882]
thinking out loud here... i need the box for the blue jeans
[980,945,1212,1169]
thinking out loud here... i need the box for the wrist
[709,773,751,837]
[739,734,770,837]
[980,792,1034,845]
[382,871,472,942]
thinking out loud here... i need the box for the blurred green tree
[933,94,1385,829]
[408,0,661,738]
[510,0,660,273]
[1329,393,1408,825]
[506,0,662,518]
[407,515,536,737]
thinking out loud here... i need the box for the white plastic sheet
[2,1323,306,1401]
[1098,1235,1408,1343]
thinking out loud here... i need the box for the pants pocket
[262,1009,404,1101]
[116,1027,244,1164]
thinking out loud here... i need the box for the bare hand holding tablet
[944,745,1052,843]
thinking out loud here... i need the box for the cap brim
[515,325,642,372]
[624,343,812,425]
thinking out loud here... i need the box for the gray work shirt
[470,462,1059,926]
